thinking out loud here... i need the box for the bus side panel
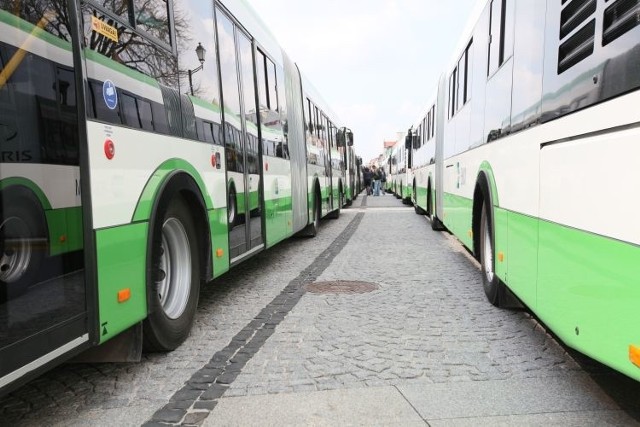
[504,210,537,308]
[442,191,473,250]
[537,220,639,380]
[537,125,640,380]
[264,157,292,248]
[210,207,229,278]
[95,223,147,343]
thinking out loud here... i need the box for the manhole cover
[305,280,379,294]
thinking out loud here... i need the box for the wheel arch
[0,180,50,243]
[472,165,498,262]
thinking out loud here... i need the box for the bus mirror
[346,130,353,146]
[405,134,412,149]
[412,135,419,150]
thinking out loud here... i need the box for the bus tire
[0,200,46,301]
[144,196,200,352]
[479,199,500,306]
[227,186,237,227]
[301,193,320,237]
[327,192,340,219]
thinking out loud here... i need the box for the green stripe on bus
[0,10,72,52]
[84,49,160,89]
[190,95,222,113]
[132,159,214,222]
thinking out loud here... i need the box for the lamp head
[196,42,206,64]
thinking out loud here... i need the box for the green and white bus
[389,131,411,203]
[0,0,354,395]
[408,0,640,381]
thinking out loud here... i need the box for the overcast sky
[245,0,480,162]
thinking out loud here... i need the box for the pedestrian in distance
[363,167,373,195]
[372,166,381,196]
[379,168,386,195]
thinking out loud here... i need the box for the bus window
[132,0,172,47]
[122,94,142,129]
[138,98,154,131]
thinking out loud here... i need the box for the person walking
[363,167,372,195]
[379,168,386,195]
[372,166,381,196]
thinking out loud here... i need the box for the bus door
[0,2,91,393]
[216,8,264,263]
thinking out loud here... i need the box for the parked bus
[410,0,640,381]
[389,132,411,203]
[0,0,353,395]
[407,93,443,225]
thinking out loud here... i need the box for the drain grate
[305,280,379,294]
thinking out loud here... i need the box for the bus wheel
[0,202,46,300]
[327,193,343,219]
[301,193,321,237]
[227,187,237,227]
[144,197,200,351]
[479,200,500,306]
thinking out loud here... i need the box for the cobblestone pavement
[2,192,640,426]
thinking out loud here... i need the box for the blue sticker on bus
[103,80,118,110]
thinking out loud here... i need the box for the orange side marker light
[498,252,504,263]
[629,345,640,368]
[117,288,131,303]
[216,248,224,258]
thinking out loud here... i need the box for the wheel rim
[0,216,32,283]
[156,218,191,319]
[482,215,495,283]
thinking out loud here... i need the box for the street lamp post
[188,42,206,96]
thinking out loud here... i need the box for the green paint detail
[209,207,229,278]
[478,207,640,381]
[414,184,428,211]
[84,49,160,89]
[264,196,293,247]
[46,207,83,256]
[0,10,72,51]
[248,190,259,212]
[0,178,82,256]
[230,190,259,216]
[0,177,53,210]
[534,219,638,381]
[503,210,538,307]
[234,191,247,215]
[190,96,222,114]
[493,207,508,284]
[402,184,412,200]
[478,161,500,207]
[96,223,148,343]
[132,159,213,222]
[442,192,473,249]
